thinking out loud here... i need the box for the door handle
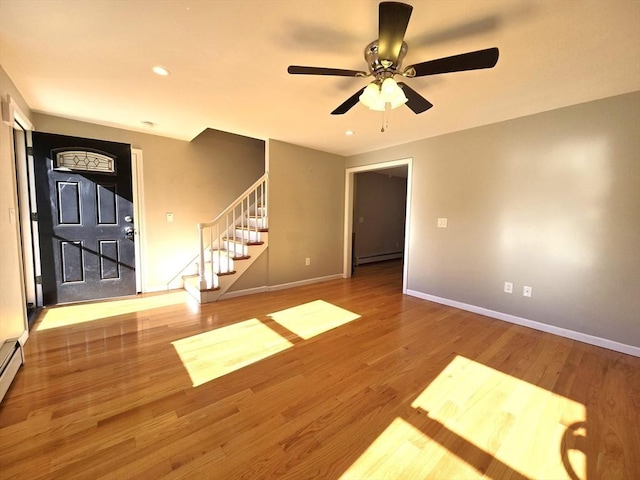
[124,226,135,240]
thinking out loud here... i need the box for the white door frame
[131,148,146,293]
[343,157,413,293]
[2,95,35,343]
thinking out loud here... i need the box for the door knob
[124,226,135,240]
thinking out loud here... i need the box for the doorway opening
[343,158,412,293]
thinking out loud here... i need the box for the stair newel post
[198,223,207,290]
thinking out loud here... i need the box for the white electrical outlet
[437,218,448,228]
[305,257,311,266]
[523,286,532,297]
[504,282,513,293]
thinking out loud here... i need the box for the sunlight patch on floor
[341,355,586,480]
[411,355,587,480]
[172,318,294,387]
[340,417,482,479]
[268,300,361,339]
[35,291,190,331]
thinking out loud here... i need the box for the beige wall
[347,92,640,348]
[33,115,265,291]
[354,171,407,261]
[0,65,31,343]
[267,140,345,286]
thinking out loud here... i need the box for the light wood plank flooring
[1,261,638,479]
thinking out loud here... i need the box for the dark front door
[33,132,136,305]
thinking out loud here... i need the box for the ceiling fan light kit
[287,1,500,123]
[359,78,408,111]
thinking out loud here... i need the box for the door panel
[97,184,117,224]
[57,181,81,224]
[61,241,84,283]
[34,132,136,305]
[99,240,120,279]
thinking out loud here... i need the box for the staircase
[179,173,268,303]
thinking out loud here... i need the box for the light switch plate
[166,212,174,223]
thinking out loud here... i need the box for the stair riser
[235,229,262,243]
[246,217,267,229]
[223,240,249,256]
[204,272,219,289]
[212,256,234,274]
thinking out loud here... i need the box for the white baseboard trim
[406,290,640,358]
[357,252,403,265]
[145,285,169,294]
[268,274,344,292]
[219,286,268,300]
[215,273,344,300]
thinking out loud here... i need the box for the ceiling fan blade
[378,2,413,65]
[288,65,367,77]
[398,82,433,114]
[331,87,366,115]
[404,47,499,77]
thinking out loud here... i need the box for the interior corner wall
[32,114,265,292]
[0,65,31,343]
[267,140,345,286]
[347,91,640,349]
[354,171,407,262]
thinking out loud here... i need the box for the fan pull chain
[381,102,390,132]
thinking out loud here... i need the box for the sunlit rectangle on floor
[172,318,293,387]
[340,417,481,479]
[268,300,361,340]
[411,355,587,480]
[35,291,190,331]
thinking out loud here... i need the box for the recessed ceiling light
[152,66,170,76]
[345,130,355,136]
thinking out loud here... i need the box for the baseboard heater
[356,251,403,265]
[0,339,23,403]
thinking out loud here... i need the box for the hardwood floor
[1,260,638,479]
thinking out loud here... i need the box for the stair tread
[216,270,237,277]
[223,236,264,246]
[238,224,268,233]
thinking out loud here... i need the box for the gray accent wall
[347,92,640,348]
[267,140,345,286]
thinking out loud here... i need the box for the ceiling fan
[287,1,499,116]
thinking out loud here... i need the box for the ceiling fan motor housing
[365,40,408,82]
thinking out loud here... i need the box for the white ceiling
[1,0,639,157]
